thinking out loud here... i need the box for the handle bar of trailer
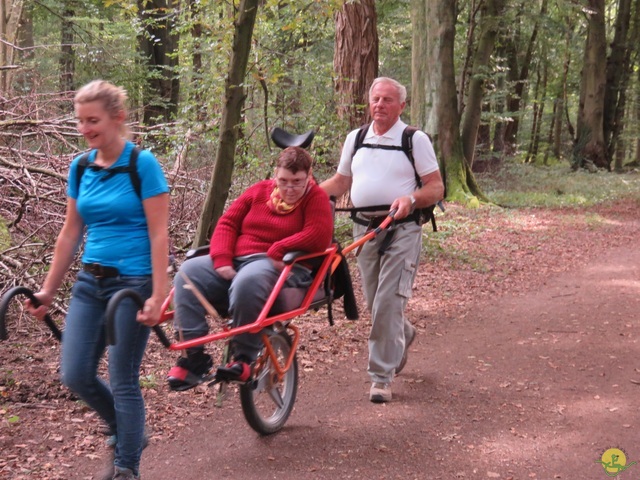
[0,286,62,341]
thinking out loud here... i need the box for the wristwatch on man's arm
[409,194,417,212]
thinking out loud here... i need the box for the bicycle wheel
[239,329,298,435]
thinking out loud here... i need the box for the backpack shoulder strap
[352,123,370,157]
[128,147,142,198]
[75,151,91,194]
[402,126,421,187]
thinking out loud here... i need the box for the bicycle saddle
[270,127,315,149]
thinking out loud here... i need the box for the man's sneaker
[396,324,417,375]
[369,382,392,403]
[167,352,213,391]
[215,360,252,383]
[113,466,139,479]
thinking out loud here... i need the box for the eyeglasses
[276,176,308,190]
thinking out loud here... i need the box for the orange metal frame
[157,213,395,377]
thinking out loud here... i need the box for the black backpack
[75,147,142,198]
[351,123,441,231]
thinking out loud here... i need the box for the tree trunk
[636,42,640,166]
[573,0,608,170]
[13,0,33,92]
[137,0,180,124]
[526,59,547,164]
[421,0,488,205]
[193,0,259,247]
[457,0,481,117]
[411,0,427,129]
[460,0,506,167]
[0,0,24,95]
[333,0,378,129]
[59,3,74,94]
[552,28,572,160]
[502,0,547,151]
[603,0,632,160]
[189,0,205,122]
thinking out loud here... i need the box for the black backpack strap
[401,126,422,187]
[352,123,370,156]
[127,147,141,198]
[75,152,91,195]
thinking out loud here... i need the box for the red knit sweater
[209,180,333,269]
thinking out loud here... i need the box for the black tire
[239,330,298,435]
[0,286,62,341]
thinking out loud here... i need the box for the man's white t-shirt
[336,119,439,208]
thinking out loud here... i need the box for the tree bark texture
[137,0,180,124]
[59,3,74,93]
[604,0,636,164]
[574,0,608,170]
[411,0,437,134]
[193,0,259,247]
[410,0,426,129]
[333,0,378,129]
[424,0,487,205]
[502,0,546,151]
[0,0,24,95]
[460,0,505,167]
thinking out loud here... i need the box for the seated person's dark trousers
[173,254,313,362]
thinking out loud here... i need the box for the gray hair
[369,77,407,103]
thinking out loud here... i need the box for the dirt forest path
[1,201,639,480]
[138,202,640,480]
[136,240,640,480]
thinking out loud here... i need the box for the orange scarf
[268,178,315,214]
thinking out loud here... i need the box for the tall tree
[0,0,24,95]
[603,0,634,164]
[137,0,180,124]
[193,0,259,247]
[333,0,378,128]
[59,2,74,93]
[414,0,487,204]
[460,0,506,167]
[500,0,546,152]
[573,0,608,170]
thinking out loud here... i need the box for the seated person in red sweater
[167,146,333,390]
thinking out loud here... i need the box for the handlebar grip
[0,286,62,341]
[105,289,171,347]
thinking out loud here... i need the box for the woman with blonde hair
[26,80,169,479]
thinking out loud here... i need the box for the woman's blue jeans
[60,271,151,474]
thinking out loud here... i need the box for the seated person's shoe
[167,352,213,391]
[216,360,252,383]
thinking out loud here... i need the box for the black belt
[352,210,420,228]
[83,263,120,278]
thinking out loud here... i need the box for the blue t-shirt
[67,141,169,275]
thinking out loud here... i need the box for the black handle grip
[0,286,62,341]
[105,289,171,347]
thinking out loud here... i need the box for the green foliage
[139,374,157,389]
[7,415,20,425]
[476,160,640,208]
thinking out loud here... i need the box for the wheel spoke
[267,385,285,408]
[253,367,271,393]
[239,330,298,435]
